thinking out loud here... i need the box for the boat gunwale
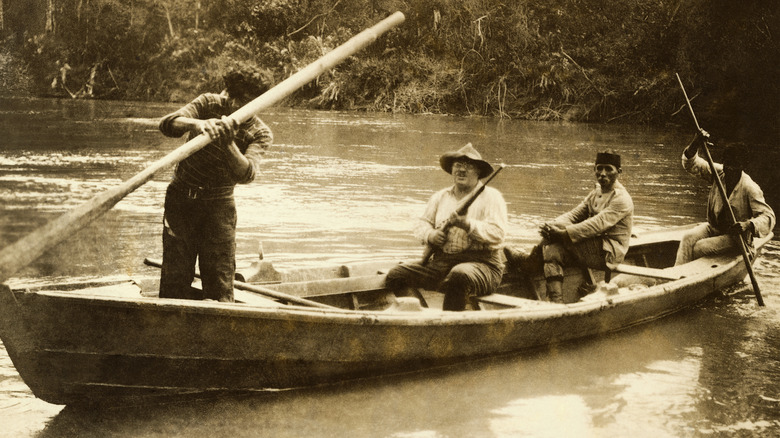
[3,252,747,327]
[5,229,770,328]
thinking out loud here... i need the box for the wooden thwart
[476,293,563,310]
[611,264,682,281]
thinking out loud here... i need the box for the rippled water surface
[2,97,780,437]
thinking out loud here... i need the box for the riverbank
[2,1,777,141]
[0,47,32,97]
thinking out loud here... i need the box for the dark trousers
[541,237,607,279]
[385,250,504,311]
[159,182,236,302]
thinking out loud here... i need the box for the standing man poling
[157,66,274,302]
[385,143,508,311]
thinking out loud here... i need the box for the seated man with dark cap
[385,143,508,311]
[674,134,775,265]
[506,150,634,303]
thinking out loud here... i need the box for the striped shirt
[414,184,507,253]
[159,93,272,187]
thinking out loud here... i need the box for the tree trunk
[45,0,55,33]
[163,3,176,38]
[195,0,200,31]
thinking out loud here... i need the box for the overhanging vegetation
[1,0,778,141]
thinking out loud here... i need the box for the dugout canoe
[0,224,772,405]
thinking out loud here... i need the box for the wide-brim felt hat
[440,143,494,179]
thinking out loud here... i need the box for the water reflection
[25,310,732,438]
[691,281,780,436]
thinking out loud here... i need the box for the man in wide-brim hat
[385,143,508,311]
[439,143,495,178]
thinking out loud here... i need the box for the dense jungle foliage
[1,0,778,144]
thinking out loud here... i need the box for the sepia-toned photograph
[1,1,779,436]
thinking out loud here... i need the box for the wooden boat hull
[0,227,771,405]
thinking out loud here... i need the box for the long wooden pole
[0,12,405,283]
[143,258,335,309]
[675,73,764,306]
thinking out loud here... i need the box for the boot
[546,277,564,303]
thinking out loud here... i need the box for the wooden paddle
[143,258,335,309]
[675,73,764,306]
[0,12,405,284]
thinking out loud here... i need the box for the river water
[1,97,780,437]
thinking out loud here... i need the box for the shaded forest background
[1,0,778,207]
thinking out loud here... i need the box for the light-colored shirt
[554,181,633,269]
[414,184,507,254]
[682,153,775,237]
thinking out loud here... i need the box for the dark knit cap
[722,143,749,169]
[595,151,621,168]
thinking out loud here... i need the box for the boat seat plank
[611,264,681,281]
[475,294,563,310]
[272,274,387,298]
[234,290,283,307]
[53,280,144,298]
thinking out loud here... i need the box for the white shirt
[414,183,507,253]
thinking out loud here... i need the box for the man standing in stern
[506,150,633,303]
[385,143,508,311]
[674,132,774,265]
[157,66,273,302]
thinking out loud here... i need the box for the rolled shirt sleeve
[746,181,776,237]
[235,116,273,184]
[465,187,507,248]
[682,153,720,184]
